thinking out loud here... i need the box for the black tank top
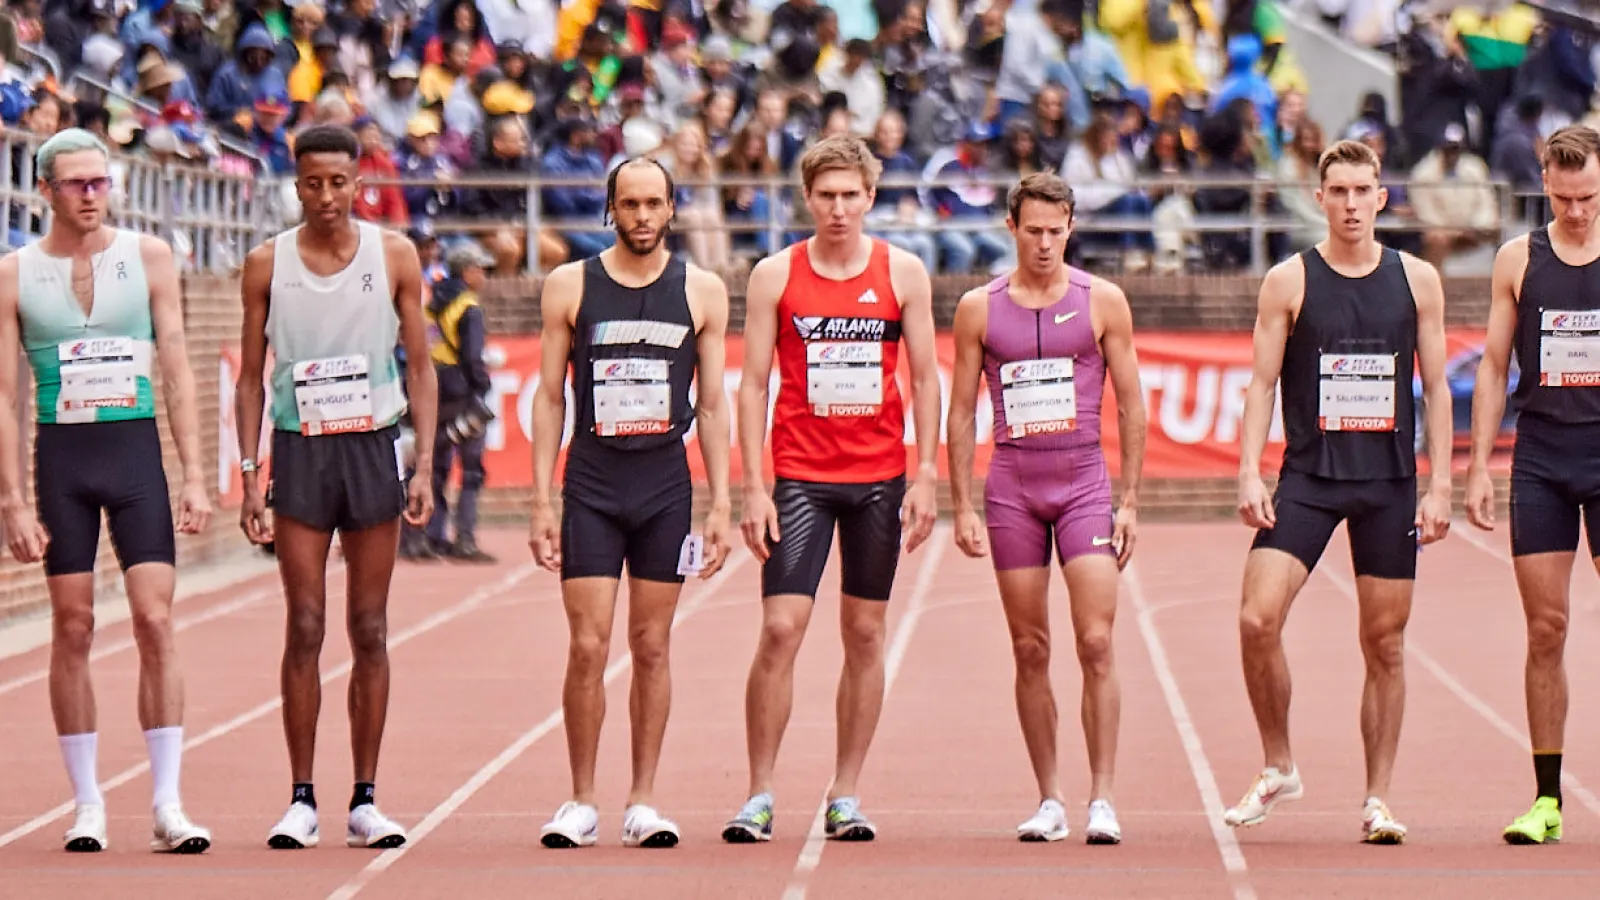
[1511,226,1600,429]
[1280,247,1417,481]
[568,256,698,452]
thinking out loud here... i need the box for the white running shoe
[150,804,211,853]
[622,804,681,848]
[540,801,599,849]
[1017,799,1069,842]
[1361,797,1407,845]
[347,804,408,849]
[268,801,320,849]
[1223,766,1304,828]
[1085,799,1122,845]
[64,804,107,853]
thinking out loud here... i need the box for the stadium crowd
[0,0,1592,275]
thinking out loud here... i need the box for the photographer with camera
[408,239,497,563]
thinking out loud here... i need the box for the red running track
[2,521,1599,898]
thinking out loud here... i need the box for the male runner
[946,172,1146,844]
[1224,138,1453,843]
[722,135,941,844]
[235,124,437,850]
[0,128,212,853]
[529,157,732,849]
[1465,124,1600,845]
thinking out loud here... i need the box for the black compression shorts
[761,476,906,602]
[35,419,175,577]
[268,426,407,533]
[561,440,693,583]
[1510,423,1600,558]
[1251,471,1417,580]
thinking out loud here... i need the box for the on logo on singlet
[1318,353,1397,432]
[1538,310,1600,387]
[999,358,1077,437]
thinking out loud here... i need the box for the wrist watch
[240,459,258,474]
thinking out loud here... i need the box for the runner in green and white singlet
[0,128,213,854]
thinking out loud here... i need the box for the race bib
[56,337,147,414]
[593,358,671,436]
[806,341,883,417]
[1318,353,1397,431]
[293,354,375,436]
[1000,358,1077,438]
[1539,310,1600,387]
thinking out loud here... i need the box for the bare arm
[388,233,437,475]
[1406,255,1453,494]
[946,288,987,514]
[1240,261,1300,478]
[531,263,580,509]
[690,266,732,510]
[143,236,203,486]
[891,247,941,481]
[738,253,787,491]
[1095,279,1145,510]
[1469,238,1525,473]
[235,242,273,491]
[0,254,23,512]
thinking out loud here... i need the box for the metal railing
[0,125,1552,279]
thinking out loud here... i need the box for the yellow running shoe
[1504,796,1562,845]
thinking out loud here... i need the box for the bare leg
[561,576,621,805]
[47,574,98,736]
[1064,555,1121,804]
[1238,548,1311,772]
[743,594,814,798]
[341,519,402,784]
[1518,552,1575,757]
[274,516,335,784]
[124,563,182,730]
[830,595,888,801]
[1354,575,1413,799]
[625,577,685,807]
[996,566,1060,803]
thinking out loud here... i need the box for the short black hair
[294,124,361,163]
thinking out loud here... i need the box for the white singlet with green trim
[16,228,155,424]
[266,221,405,436]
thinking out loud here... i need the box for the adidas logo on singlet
[857,289,879,305]
[792,316,896,342]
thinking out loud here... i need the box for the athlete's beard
[616,222,670,256]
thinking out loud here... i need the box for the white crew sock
[144,726,184,810]
[58,732,104,808]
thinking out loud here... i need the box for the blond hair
[799,134,883,193]
[1543,125,1600,172]
[1317,139,1382,183]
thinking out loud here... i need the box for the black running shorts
[35,419,175,576]
[761,476,906,602]
[561,440,693,584]
[268,425,407,533]
[1251,471,1417,580]
[1510,422,1600,558]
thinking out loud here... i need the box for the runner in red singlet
[722,135,941,843]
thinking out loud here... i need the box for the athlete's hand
[1465,466,1496,531]
[1417,485,1452,545]
[404,471,433,528]
[901,475,938,554]
[239,488,274,545]
[953,508,988,558]
[1112,505,1138,570]
[700,502,732,579]
[741,486,779,562]
[4,506,48,563]
[1237,473,1276,531]
[528,502,561,572]
[177,478,212,535]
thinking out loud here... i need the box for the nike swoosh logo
[1092,536,1113,546]
[1055,311,1079,324]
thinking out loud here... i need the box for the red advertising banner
[216,328,1509,501]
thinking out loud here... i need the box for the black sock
[351,782,376,811]
[1534,752,1563,808]
[293,783,316,809]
